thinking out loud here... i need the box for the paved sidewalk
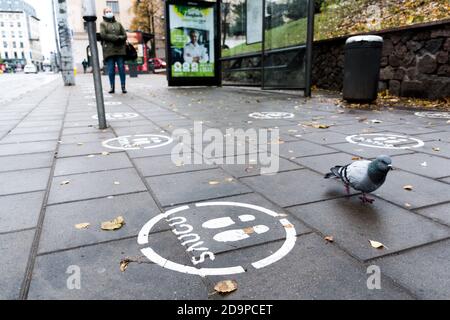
[1,74,450,300]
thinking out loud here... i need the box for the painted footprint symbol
[202,215,270,243]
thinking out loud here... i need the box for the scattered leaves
[101,216,125,231]
[214,280,238,294]
[369,240,386,249]
[75,223,90,230]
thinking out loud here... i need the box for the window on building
[3,41,7,48]
[17,22,21,28]
[19,31,23,38]
[21,52,25,59]
[106,1,120,13]
[14,52,17,59]
[10,22,13,27]
[11,31,15,38]
[12,42,16,48]
[1,31,5,38]
[0,22,4,27]
[5,52,8,59]
[20,42,23,48]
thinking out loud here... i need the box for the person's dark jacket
[99,16,127,60]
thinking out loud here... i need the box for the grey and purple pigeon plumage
[324,155,393,203]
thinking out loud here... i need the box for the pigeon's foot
[345,184,351,197]
[359,194,375,204]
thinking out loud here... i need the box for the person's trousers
[106,56,126,88]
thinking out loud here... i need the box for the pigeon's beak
[388,164,393,170]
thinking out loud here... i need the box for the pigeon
[324,155,393,203]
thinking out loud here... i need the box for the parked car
[24,64,38,74]
[148,58,166,70]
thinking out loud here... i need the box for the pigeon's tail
[324,166,342,179]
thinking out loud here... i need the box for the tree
[129,0,163,57]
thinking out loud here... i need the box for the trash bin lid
[346,35,383,44]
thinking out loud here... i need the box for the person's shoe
[108,87,115,94]
[121,86,127,94]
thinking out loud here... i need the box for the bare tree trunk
[56,0,75,86]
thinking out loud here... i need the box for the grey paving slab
[134,154,216,177]
[328,123,387,135]
[0,152,53,172]
[57,141,122,158]
[376,239,450,299]
[29,235,208,299]
[203,233,412,300]
[17,120,63,128]
[0,132,59,144]
[416,131,450,143]
[59,132,116,145]
[54,153,133,176]
[62,126,113,135]
[47,168,147,205]
[274,140,337,159]
[440,177,450,184]
[373,170,450,209]
[125,140,181,158]
[380,124,440,135]
[112,125,163,136]
[0,230,35,299]
[288,196,450,261]
[419,141,450,158]
[0,168,50,196]
[299,131,349,145]
[8,126,61,135]
[328,142,415,158]
[216,154,301,178]
[0,191,44,233]
[241,169,355,208]
[391,153,450,179]
[146,168,251,207]
[293,152,356,175]
[415,203,450,226]
[39,192,165,254]
[0,141,57,157]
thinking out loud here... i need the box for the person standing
[100,7,127,94]
[82,59,88,73]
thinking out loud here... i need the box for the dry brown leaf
[352,157,362,160]
[214,280,238,294]
[101,216,125,231]
[369,240,385,249]
[324,236,334,243]
[243,227,254,235]
[120,259,130,272]
[312,124,330,129]
[403,185,413,191]
[75,222,90,230]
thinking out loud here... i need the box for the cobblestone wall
[312,21,450,99]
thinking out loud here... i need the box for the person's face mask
[105,12,114,19]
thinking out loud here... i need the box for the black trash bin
[128,63,138,78]
[343,35,383,102]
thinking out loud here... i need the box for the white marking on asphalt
[346,133,424,149]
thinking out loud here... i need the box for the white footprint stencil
[202,215,269,243]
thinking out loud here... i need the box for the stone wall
[312,20,450,99]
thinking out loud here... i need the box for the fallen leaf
[312,124,330,129]
[214,280,238,294]
[101,151,110,156]
[432,147,440,152]
[352,156,362,160]
[404,203,412,208]
[225,178,234,182]
[60,180,70,185]
[209,181,220,185]
[120,259,130,272]
[243,227,254,235]
[101,216,125,231]
[75,223,90,229]
[370,119,383,124]
[369,240,386,249]
[324,236,334,243]
[403,185,413,191]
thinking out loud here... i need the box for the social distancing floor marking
[92,113,139,120]
[415,111,450,119]
[138,201,297,277]
[248,112,295,120]
[102,134,173,150]
[346,133,424,149]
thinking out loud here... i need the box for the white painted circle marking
[249,112,295,119]
[346,133,424,149]
[102,134,173,150]
[138,201,297,277]
[415,111,450,119]
[92,113,139,120]
[88,101,122,106]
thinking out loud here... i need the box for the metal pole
[304,0,315,97]
[51,0,61,71]
[85,19,107,129]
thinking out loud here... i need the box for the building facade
[0,0,43,70]
[66,0,166,71]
